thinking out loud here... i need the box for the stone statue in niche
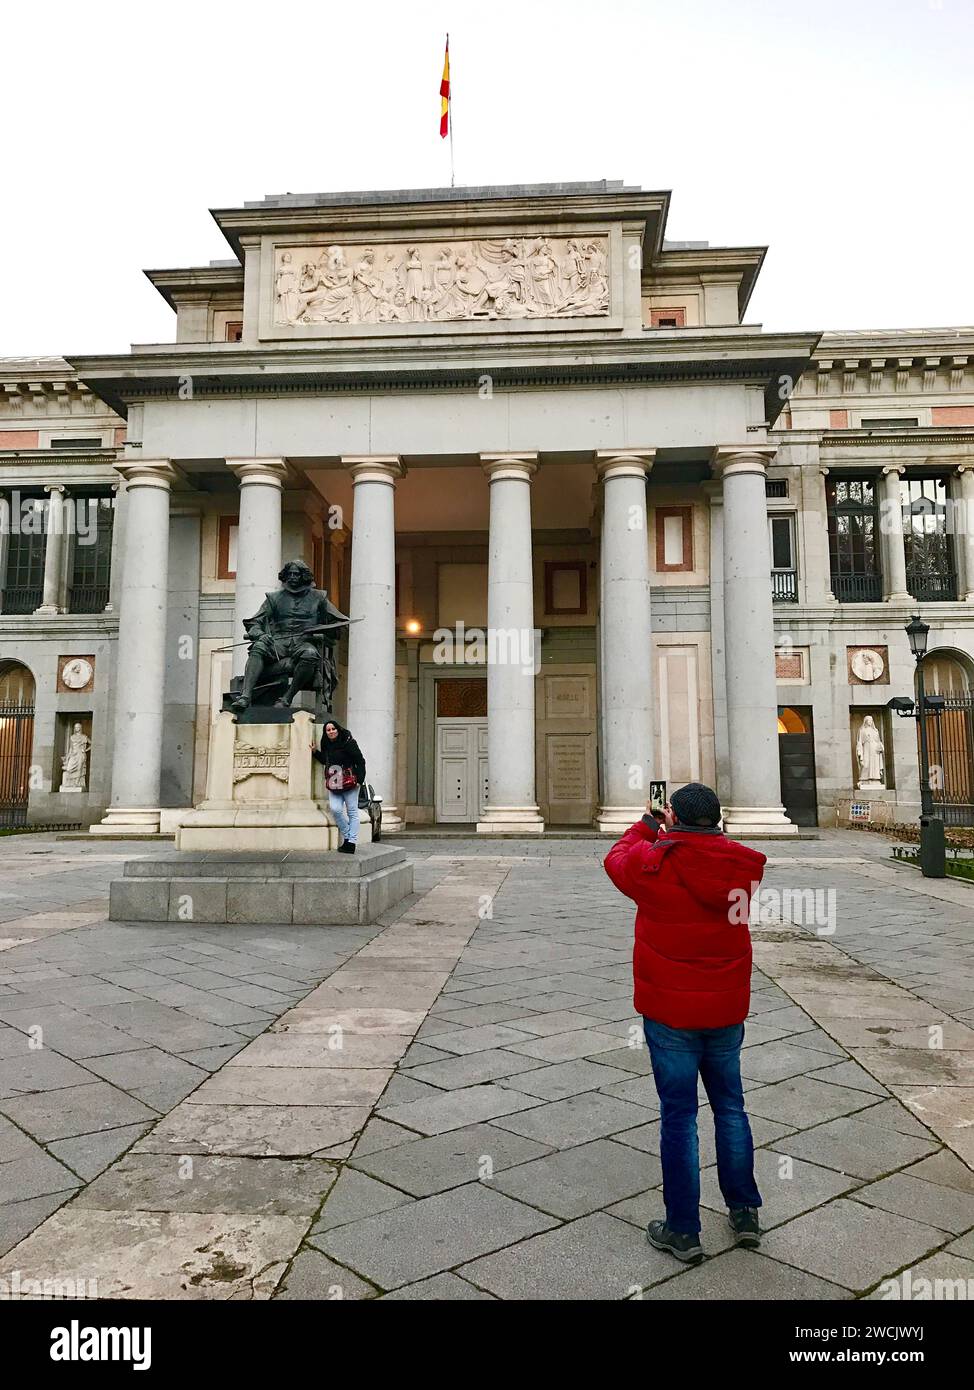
[60,724,91,792]
[274,235,610,327]
[856,714,886,789]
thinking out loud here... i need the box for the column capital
[113,460,179,491]
[342,455,405,485]
[226,458,290,488]
[711,445,777,479]
[43,483,67,496]
[595,449,655,481]
[881,463,907,478]
[956,463,974,477]
[480,453,538,483]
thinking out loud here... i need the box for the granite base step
[109,845,412,925]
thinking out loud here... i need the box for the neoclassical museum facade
[2,180,974,835]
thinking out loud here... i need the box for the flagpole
[448,33,455,187]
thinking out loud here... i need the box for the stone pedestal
[176,709,338,852]
[109,843,412,926]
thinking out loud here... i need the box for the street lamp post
[905,614,946,878]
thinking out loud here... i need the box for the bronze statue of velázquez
[227,559,352,715]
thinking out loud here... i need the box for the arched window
[778,706,809,735]
[0,660,35,706]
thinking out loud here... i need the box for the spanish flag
[440,35,450,139]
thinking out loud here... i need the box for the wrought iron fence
[0,701,34,827]
[771,570,798,603]
[68,584,110,613]
[830,571,883,603]
[926,694,974,826]
[907,568,958,603]
[1,585,43,615]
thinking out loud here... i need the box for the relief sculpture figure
[274,235,610,327]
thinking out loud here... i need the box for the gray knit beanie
[669,782,722,828]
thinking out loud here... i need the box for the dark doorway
[778,705,818,827]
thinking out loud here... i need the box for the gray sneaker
[728,1207,761,1248]
[646,1220,704,1264]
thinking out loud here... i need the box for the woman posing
[313,720,366,853]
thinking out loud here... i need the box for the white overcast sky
[3,0,972,355]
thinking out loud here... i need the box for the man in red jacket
[604,782,767,1265]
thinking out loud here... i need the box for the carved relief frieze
[272,235,610,328]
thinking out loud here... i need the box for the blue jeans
[328,787,360,844]
[643,1018,761,1235]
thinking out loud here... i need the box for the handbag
[341,768,358,790]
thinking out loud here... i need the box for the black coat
[314,729,366,785]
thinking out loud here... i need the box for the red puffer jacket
[604,818,767,1029]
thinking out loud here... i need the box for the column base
[90,807,162,836]
[884,592,913,606]
[33,604,63,616]
[476,806,545,835]
[596,806,647,835]
[721,806,799,839]
[380,805,405,834]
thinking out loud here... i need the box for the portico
[66,180,821,838]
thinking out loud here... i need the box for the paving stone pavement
[1,828,973,1300]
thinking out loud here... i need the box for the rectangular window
[225,321,244,343]
[650,307,686,328]
[903,476,957,602]
[2,494,46,613]
[544,561,587,615]
[654,506,693,572]
[49,437,105,450]
[217,516,238,580]
[765,479,788,498]
[860,418,919,429]
[769,514,798,602]
[826,476,883,602]
[769,515,795,569]
[68,494,115,613]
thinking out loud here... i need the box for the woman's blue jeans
[643,1018,762,1235]
[328,787,360,844]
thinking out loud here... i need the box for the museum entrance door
[778,705,818,827]
[0,661,36,828]
[435,719,488,821]
[434,678,488,822]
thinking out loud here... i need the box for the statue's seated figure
[229,559,350,713]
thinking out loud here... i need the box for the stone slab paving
[0,828,973,1300]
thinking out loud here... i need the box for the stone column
[955,465,974,602]
[227,459,287,678]
[342,456,404,832]
[91,461,178,834]
[713,447,797,837]
[595,450,656,833]
[880,465,911,604]
[477,454,544,834]
[34,485,68,615]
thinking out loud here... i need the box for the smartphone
[649,780,667,818]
